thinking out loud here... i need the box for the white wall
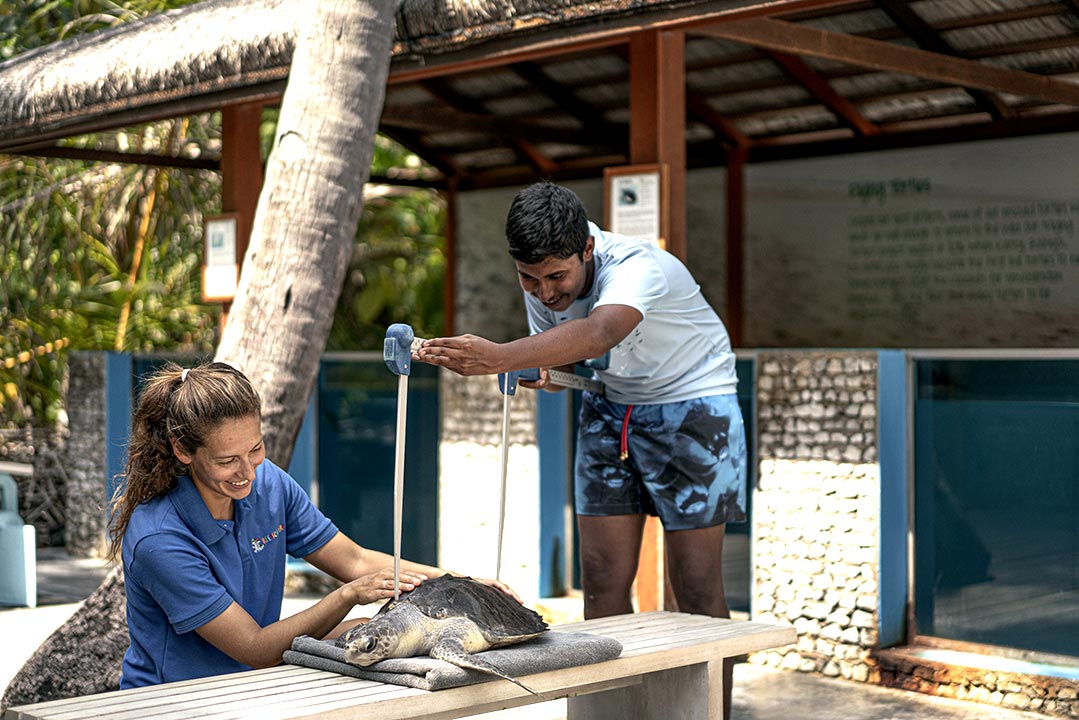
[744,133,1079,348]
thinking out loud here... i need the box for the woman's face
[172,414,264,518]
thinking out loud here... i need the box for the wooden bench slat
[10,668,352,720]
[4,612,796,720]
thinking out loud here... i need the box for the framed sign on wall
[603,163,669,248]
[202,214,239,302]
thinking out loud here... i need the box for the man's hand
[414,334,506,375]
[517,367,550,390]
[472,576,524,603]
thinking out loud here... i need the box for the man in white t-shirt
[416,183,746,710]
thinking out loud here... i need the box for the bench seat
[5,611,795,720]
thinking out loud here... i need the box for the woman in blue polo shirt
[108,361,513,688]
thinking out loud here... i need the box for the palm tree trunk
[1,0,399,707]
[215,0,397,468]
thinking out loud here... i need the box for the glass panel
[914,359,1079,657]
[724,357,755,614]
[317,358,440,567]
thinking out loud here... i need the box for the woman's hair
[106,361,261,561]
[505,181,590,264]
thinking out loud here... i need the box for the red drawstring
[620,404,634,461]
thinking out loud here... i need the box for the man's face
[513,236,594,313]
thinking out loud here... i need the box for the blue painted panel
[316,358,439,567]
[724,357,756,614]
[288,396,317,497]
[537,391,573,597]
[105,353,133,500]
[877,350,908,647]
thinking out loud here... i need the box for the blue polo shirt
[120,459,338,688]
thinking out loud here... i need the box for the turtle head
[341,623,402,666]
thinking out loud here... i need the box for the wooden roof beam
[763,49,878,136]
[378,127,460,179]
[1061,0,1079,18]
[2,144,218,170]
[379,103,622,148]
[510,61,625,142]
[699,17,1079,106]
[688,3,1074,75]
[875,0,1011,120]
[686,94,751,148]
[420,77,557,175]
[746,109,1079,161]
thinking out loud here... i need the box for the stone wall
[63,353,110,557]
[751,351,882,682]
[0,427,67,547]
[875,649,1079,717]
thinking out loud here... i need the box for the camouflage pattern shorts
[575,392,747,530]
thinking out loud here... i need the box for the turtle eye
[361,637,377,652]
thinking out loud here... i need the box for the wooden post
[443,177,458,336]
[628,29,686,612]
[219,102,264,332]
[725,144,747,347]
[629,30,686,258]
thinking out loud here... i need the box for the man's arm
[415,304,642,376]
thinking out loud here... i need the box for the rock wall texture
[751,351,881,682]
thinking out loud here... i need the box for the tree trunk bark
[1,0,398,708]
[215,0,398,469]
[1,567,127,709]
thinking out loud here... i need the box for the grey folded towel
[283,631,622,691]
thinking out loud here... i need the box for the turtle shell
[380,574,548,642]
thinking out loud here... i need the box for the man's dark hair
[505,181,590,264]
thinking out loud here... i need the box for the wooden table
[5,611,796,720]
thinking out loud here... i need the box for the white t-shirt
[523,222,738,404]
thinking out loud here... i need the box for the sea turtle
[340,574,548,694]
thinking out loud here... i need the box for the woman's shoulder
[123,493,188,561]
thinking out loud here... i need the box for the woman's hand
[345,568,428,605]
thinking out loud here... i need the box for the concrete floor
[0,547,1049,720]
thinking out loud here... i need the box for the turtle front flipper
[430,637,546,699]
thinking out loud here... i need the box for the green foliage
[1,1,447,431]
[328,135,446,350]
[0,0,196,59]
[0,124,223,427]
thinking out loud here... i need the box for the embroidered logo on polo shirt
[251,524,285,553]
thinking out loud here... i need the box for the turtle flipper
[431,638,546,699]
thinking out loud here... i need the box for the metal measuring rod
[492,365,605,580]
[492,371,521,581]
[382,323,415,600]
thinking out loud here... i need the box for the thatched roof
[0,0,297,150]
[0,0,705,151]
[4,0,1079,188]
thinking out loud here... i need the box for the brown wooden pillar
[628,29,686,612]
[443,177,458,336]
[725,144,747,347]
[219,102,264,331]
[629,30,686,259]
